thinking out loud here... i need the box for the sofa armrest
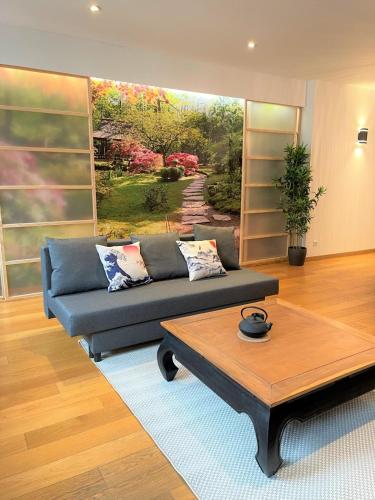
[40,246,55,318]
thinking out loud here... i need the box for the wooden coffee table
[158,298,375,476]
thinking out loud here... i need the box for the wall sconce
[358,128,368,144]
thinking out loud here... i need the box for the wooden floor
[0,252,374,499]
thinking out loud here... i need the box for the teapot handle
[240,305,268,321]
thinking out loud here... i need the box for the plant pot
[288,246,307,266]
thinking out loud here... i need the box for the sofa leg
[45,308,56,319]
[94,352,102,363]
[88,346,94,359]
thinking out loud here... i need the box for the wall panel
[0,66,88,111]
[246,131,295,157]
[243,235,288,262]
[244,212,285,236]
[3,223,94,261]
[247,102,297,130]
[0,189,93,224]
[245,159,285,184]
[7,261,42,297]
[0,150,92,185]
[0,109,89,149]
[0,65,95,299]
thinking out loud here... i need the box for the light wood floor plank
[24,402,127,449]
[99,447,183,499]
[0,431,151,498]
[15,468,107,500]
[0,397,104,440]
[0,434,27,458]
[0,416,141,480]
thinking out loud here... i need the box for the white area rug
[80,340,375,500]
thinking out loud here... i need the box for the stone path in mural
[180,175,232,230]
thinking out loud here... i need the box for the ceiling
[2,0,375,86]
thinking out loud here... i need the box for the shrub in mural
[91,78,243,238]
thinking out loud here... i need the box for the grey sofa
[41,236,278,361]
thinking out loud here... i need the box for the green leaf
[272,143,326,247]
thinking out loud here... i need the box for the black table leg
[250,408,286,477]
[157,338,179,381]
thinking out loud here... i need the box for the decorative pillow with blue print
[96,242,152,292]
[176,239,227,281]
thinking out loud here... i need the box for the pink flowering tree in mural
[109,138,159,173]
[166,153,199,176]
[129,147,160,173]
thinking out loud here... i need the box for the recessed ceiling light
[90,4,101,12]
[247,40,256,49]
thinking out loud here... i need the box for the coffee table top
[161,298,375,406]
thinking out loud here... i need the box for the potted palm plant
[273,144,326,266]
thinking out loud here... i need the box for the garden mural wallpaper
[91,78,243,240]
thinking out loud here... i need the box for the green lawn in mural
[97,173,194,236]
[91,79,243,238]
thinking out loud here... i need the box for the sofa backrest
[40,233,195,314]
[107,234,194,246]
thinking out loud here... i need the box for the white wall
[300,80,315,146]
[307,80,375,256]
[0,24,306,106]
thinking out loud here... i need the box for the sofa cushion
[194,225,240,270]
[96,242,152,292]
[176,239,227,281]
[131,232,188,280]
[47,236,108,297]
[48,268,278,337]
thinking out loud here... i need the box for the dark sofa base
[83,297,265,361]
[46,308,56,319]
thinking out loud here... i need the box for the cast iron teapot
[239,306,273,339]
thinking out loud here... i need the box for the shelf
[244,183,274,188]
[0,185,93,190]
[7,292,43,301]
[6,257,41,266]
[243,232,287,240]
[246,127,296,135]
[0,104,89,117]
[244,209,283,214]
[0,146,90,154]
[241,256,287,266]
[245,156,284,161]
[2,219,96,229]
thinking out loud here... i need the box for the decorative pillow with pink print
[96,242,152,292]
[176,239,227,282]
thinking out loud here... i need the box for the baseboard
[242,248,375,267]
[242,256,287,267]
[0,291,43,302]
[306,248,375,261]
